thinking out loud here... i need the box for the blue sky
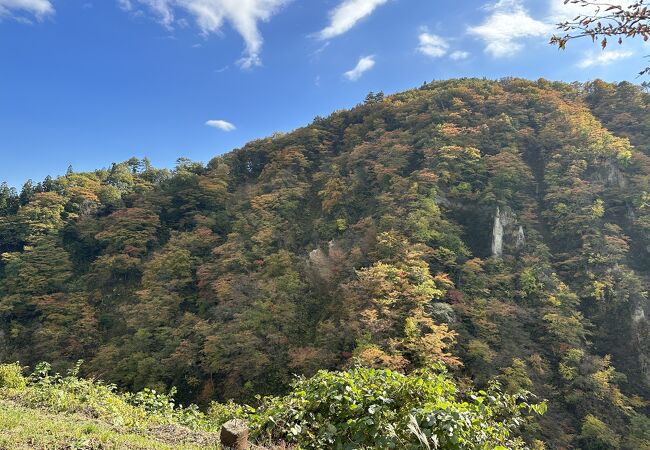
[1,0,648,188]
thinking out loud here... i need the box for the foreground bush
[246,366,546,449]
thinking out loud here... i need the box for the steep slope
[1,78,650,448]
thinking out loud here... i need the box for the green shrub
[0,363,27,390]
[207,400,250,427]
[578,415,621,450]
[625,414,650,449]
[248,366,545,449]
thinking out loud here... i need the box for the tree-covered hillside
[2,78,650,448]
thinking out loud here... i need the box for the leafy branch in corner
[550,0,650,75]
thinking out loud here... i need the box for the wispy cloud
[450,50,470,60]
[0,0,54,21]
[344,55,375,81]
[417,32,449,58]
[118,0,290,68]
[468,0,551,58]
[578,49,634,68]
[318,0,388,40]
[416,28,469,61]
[548,0,636,22]
[206,119,236,131]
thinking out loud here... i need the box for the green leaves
[246,367,544,449]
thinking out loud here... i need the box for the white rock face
[516,226,525,249]
[632,305,646,325]
[491,206,521,258]
[492,207,504,259]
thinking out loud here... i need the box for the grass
[0,399,219,449]
[0,362,222,450]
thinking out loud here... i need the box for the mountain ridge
[1,77,650,448]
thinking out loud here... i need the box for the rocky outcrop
[491,206,525,259]
[630,300,650,387]
[426,302,456,324]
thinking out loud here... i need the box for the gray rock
[426,302,456,324]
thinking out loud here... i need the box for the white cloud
[468,0,552,58]
[549,0,636,22]
[318,0,388,40]
[577,49,634,68]
[344,55,375,81]
[450,50,470,60]
[417,32,449,58]
[0,0,54,20]
[119,0,290,68]
[548,0,591,22]
[205,119,236,131]
[138,0,174,28]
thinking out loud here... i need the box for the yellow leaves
[355,316,460,371]
[438,123,463,137]
[437,124,482,139]
[260,146,309,179]
[546,295,562,307]
[400,316,461,368]
[559,362,578,381]
[558,348,584,381]
[318,177,347,214]
[250,227,274,248]
[197,176,228,197]
[95,208,160,257]
[617,147,633,166]
[591,366,615,401]
[437,145,481,162]
[432,273,454,291]
[555,100,635,164]
[15,192,66,240]
[0,251,19,264]
[353,345,409,372]
[639,191,650,210]
[527,353,548,376]
[591,280,608,302]
[519,267,540,300]
[347,238,461,371]
[591,199,605,219]
[403,317,419,338]
[415,170,438,187]
[543,313,586,347]
[250,192,282,210]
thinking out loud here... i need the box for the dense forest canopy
[2,78,650,448]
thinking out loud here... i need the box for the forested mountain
[2,78,650,448]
